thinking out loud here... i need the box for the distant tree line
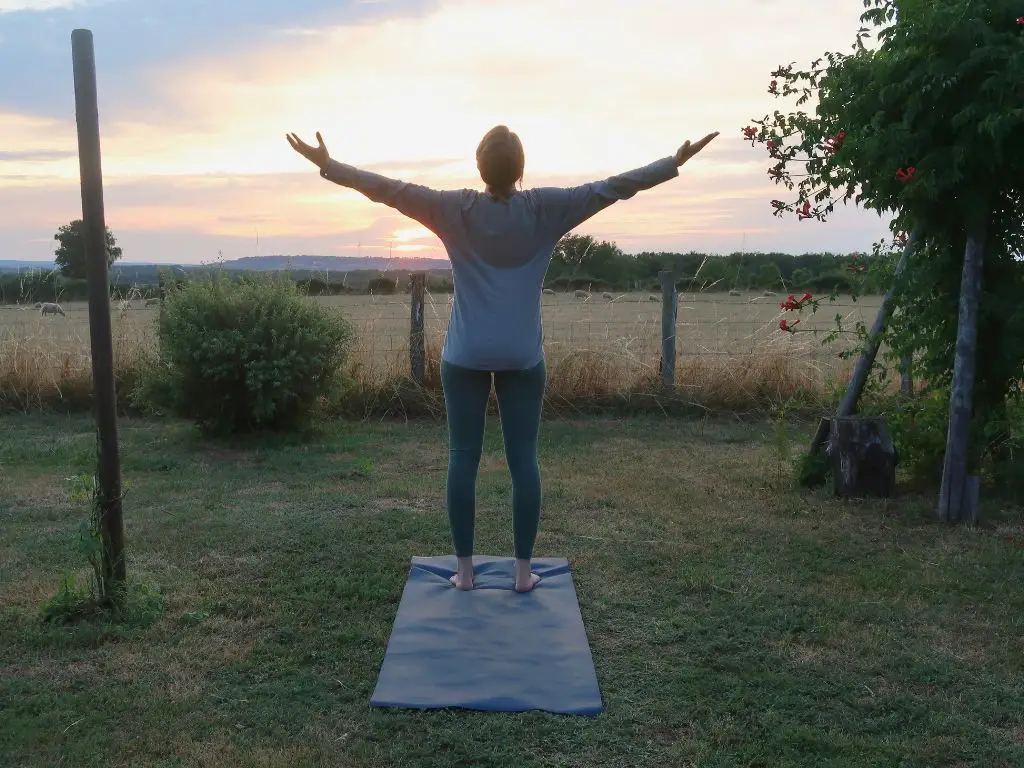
[544,234,886,294]
[0,223,891,305]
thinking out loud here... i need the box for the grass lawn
[1,412,1022,767]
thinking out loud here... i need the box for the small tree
[54,219,123,278]
[746,0,1024,508]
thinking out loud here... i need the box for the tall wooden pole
[72,29,126,587]
[938,228,986,523]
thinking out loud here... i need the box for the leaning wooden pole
[809,230,922,454]
[937,227,986,524]
[72,29,126,587]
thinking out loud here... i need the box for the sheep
[542,288,555,295]
[40,302,65,317]
[574,289,591,300]
[33,302,42,309]
[145,298,160,307]
[601,292,614,301]
[648,295,660,302]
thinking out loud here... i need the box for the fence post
[659,269,677,391]
[72,28,126,589]
[900,354,914,397]
[409,272,426,385]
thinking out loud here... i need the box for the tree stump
[826,417,897,498]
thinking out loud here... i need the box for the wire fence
[0,286,880,389]
[323,286,879,385]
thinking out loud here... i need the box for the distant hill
[0,255,450,275]
[0,260,57,271]
[216,255,451,272]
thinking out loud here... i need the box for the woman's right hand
[287,131,331,170]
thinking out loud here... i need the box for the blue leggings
[440,359,546,560]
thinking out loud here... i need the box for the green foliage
[367,276,398,294]
[0,269,87,304]
[134,272,355,435]
[53,219,123,278]
[790,267,811,287]
[0,249,893,305]
[426,275,454,293]
[795,448,831,489]
[746,0,1024,485]
[883,389,951,485]
[868,386,1024,497]
[39,473,163,626]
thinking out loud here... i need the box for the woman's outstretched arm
[287,131,460,236]
[536,132,719,237]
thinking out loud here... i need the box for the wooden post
[659,270,677,391]
[409,272,426,385]
[900,354,914,397]
[157,270,166,353]
[938,229,985,524]
[72,29,125,588]
[809,230,921,453]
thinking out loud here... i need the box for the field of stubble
[0,291,881,409]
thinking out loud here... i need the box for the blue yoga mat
[370,555,602,716]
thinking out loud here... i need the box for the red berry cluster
[823,131,846,154]
[779,292,813,333]
[895,166,916,184]
[781,292,813,311]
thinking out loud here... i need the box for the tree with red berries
[746,0,1024,520]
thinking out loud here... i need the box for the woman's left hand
[674,132,719,167]
[287,131,331,170]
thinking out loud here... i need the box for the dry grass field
[0,290,883,412]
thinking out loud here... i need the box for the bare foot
[515,572,541,593]
[450,556,474,590]
[449,572,474,591]
[514,559,541,593]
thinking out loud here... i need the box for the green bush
[133,273,354,435]
[426,276,454,293]
[883,388,950,486]
[367,276,398,294]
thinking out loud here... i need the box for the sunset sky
[0,0,895,264]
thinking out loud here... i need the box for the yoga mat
[370,555,602,716]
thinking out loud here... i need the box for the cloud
[0,0,896,262]
[0,149,75,161]
[0,0,439,117]
[0,0,92,10]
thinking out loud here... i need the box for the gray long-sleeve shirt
[320,156,679,371]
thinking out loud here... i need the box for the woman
[287,125,719,593]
